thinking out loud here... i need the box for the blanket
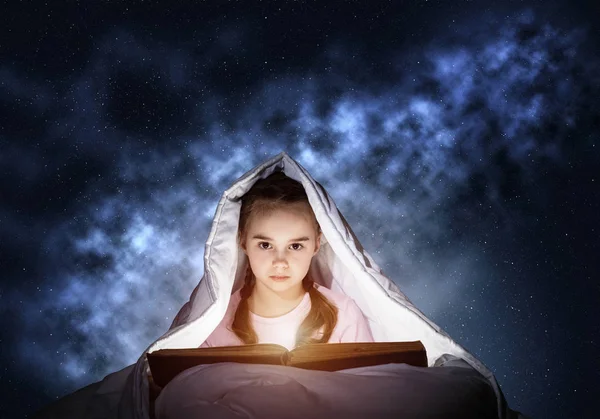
[155,360,497,419]
[118,151,524,419]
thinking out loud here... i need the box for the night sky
[1,1,599,418]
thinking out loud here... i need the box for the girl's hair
[231,171,338,347]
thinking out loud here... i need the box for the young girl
[201,171,373,350]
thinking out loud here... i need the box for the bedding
[33,365,133,419]
[34,154,525,419]
[154,359,497,419]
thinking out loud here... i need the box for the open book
[147,341,427,388]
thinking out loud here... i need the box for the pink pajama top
[200,284,374,351]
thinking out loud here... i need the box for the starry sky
[1,1,599,418]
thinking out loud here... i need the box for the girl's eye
[257,242,303,251]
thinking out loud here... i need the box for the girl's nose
[273,255,289,268]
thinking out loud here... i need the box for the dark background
[1,1,599,418]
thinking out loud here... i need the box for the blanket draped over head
[117,151,516,419]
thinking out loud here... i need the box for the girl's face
[241,203,321,300]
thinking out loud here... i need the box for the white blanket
[115,151,522,419]
[155,361,497,419]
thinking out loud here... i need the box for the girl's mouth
[270,276,289,281]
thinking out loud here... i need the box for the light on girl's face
[242,204,320,300]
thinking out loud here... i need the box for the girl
[201,171,373,350]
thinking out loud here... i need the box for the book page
[152,343,288,357]
[147,343,290,387]
[287,341,427,371]
[289,341,423,361]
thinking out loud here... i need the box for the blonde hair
[232,171,338,347]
